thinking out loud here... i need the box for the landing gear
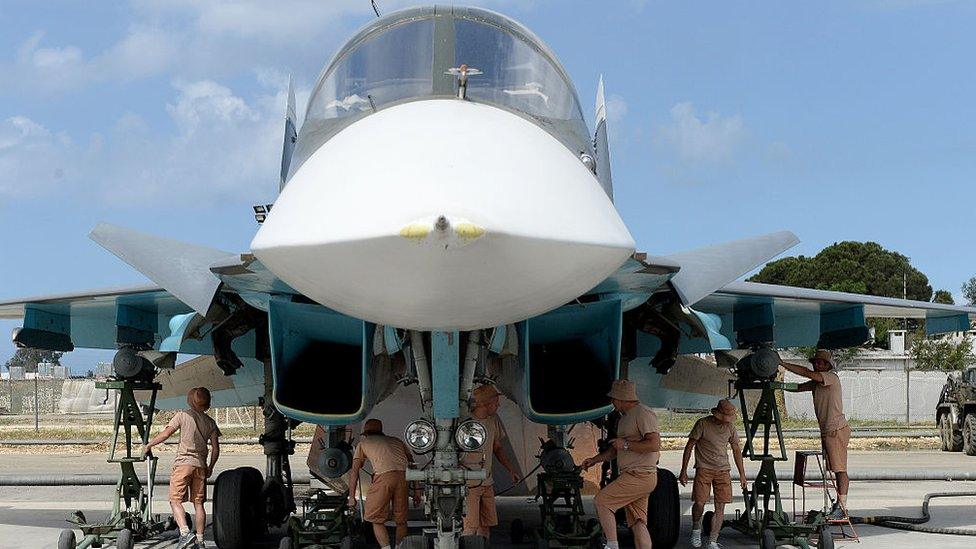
[60,375,171,547]
[214,466,266,548]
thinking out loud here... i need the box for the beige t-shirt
[616,404,660,473]
[689,416,738,471]
[461,414,506,486]
[167,409,221,469]
[353,434,411,476]
[813,371,848,433]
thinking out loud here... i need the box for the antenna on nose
[371,0,381,18]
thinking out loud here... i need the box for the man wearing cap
[347,419,420,549]
[678,399,748,549]
[461,384,522,538]
[582,380,662,549]
[781,349,851,518]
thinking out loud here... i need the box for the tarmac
[0,450,974,548]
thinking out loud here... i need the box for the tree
[963,276,976,306]
[932,290,955,305]
[3,348,64,373]
[910,335,975,371]
[749,241,932,301]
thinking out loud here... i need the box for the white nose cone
[252,100,634,331]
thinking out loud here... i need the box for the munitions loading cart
[278,431,368,549]
[707,349,834,549]
[510,427,602,549]
[58,378,177,549]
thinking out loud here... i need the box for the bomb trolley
[511,428,602,549]
[279,431,367,549]
[708,349,833,549]
[58,378,174,549]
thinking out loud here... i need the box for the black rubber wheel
[761,528,777,549]
[941,414,964,452]
[339,535,353,549]
[116,528,134,549]
[278,536,293,549]
[536,538,550,549]
[510,518,526,544]
[647,468,680,549]
[963,415,976,456]
[701,510,715,537]
[460,535,489,549]
[818,528,834,549]
[214,466,265,548]
[58,529,76,549]
[400,535,428,549]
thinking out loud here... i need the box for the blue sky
[1,0,974,373]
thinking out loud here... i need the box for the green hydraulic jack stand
[721,377,830,549]
[58,379,174,549]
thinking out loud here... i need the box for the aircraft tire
[510,518,525,544]
[646,468,680,549]
[460,534,489,549]
[58,529,76,549]
[214,467,264,548]
[399,534,428,549]
[818,528,834,549]
[701,510,714,537]
[279,536,293,549]
[116,528,134,549]
[760,528,776,549]
[964,415,976,456]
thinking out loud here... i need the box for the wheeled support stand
[721,373,831,549]
[511,426,601,549]
[59,379,172,549]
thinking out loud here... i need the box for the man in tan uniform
[678,399,747,549]
[461,384,522,538]
[781,349,851,518]
[347,419,419,549]
[582,380,661,549]
[144,387,221,549]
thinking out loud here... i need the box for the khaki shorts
[822,425,851,473]
[463,485,498,529]
[594,470,658,527]
[364,471,409,524]
[692,468,732,504]
[169,465,207,504]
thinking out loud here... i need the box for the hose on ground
[850,491,976,536]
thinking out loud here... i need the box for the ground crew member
[582,380,662,549]
[144,387,221,549]
[347,419,419,549]
[679,399,748,549]
[461,384,522,538]
[781,349,851,518]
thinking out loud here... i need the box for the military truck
[936,366,976,455]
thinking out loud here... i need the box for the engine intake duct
[268,299,376,425]
[519,299,622,424]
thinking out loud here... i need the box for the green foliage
[749,241,932,301]
[3,348,64,373]
[910,335,975,371]
[932,290,954,305]
[963,276,976,306]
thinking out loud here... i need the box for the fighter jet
[2,6,974,549]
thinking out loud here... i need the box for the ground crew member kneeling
[781,349,851,519]
[582,380,662,549]
[679,399,747,549]
[144,387,221,549]
[347,419,419,549]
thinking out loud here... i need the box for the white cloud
[0,79,300,205]
[605,94,628,125]
[656,102,746,164]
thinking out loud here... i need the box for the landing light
[405,419,437,453]
[455,419,487,451]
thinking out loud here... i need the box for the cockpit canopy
[290,6,591,176]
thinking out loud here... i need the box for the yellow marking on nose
[399,223,431,240]
[455,223,486,240]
